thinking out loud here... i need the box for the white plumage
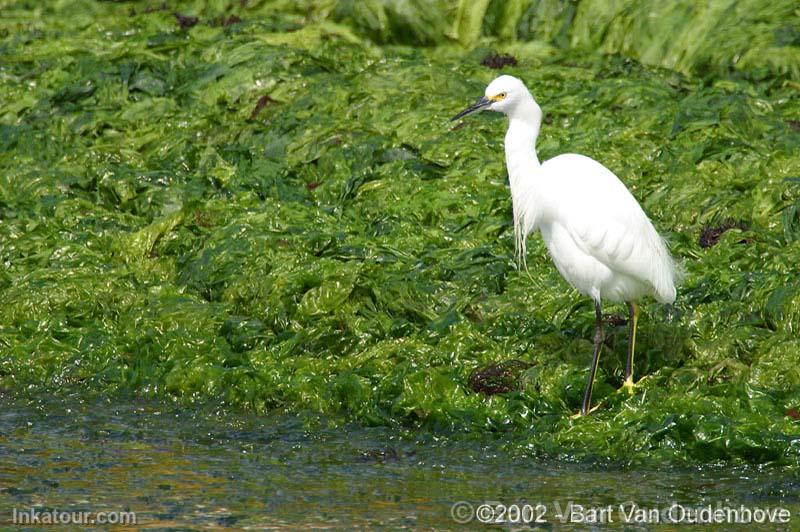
[523,153,676,305]
[453,75,677,415]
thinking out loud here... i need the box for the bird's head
[451,75,530,121]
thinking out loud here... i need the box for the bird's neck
[504,101,542,183]
[504,99,542,267]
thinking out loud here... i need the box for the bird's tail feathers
[652,235,681,304]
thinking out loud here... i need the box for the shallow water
[1,396,797,529]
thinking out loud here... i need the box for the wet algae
[1,1,800,469]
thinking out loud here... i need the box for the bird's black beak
[451,96,492,121]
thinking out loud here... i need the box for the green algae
[1,0,800,469]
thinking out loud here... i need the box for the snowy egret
[452,75,677,416]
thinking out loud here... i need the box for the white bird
[452,75,677,416]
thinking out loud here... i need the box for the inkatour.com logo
[12,507,137,526]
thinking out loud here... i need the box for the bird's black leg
[580,300,604,416]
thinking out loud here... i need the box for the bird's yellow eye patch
[490,92,507,101]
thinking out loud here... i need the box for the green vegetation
[1,0,799,467]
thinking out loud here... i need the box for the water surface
[1,395,797,529]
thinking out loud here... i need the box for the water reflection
[1,394,797,528]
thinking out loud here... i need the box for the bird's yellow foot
[618,375,648,395]
[569,403,602,419]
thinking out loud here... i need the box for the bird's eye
[498,92,507,100]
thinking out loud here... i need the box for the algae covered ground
[1,0,800,469]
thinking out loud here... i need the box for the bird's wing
[539,154,676,302]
